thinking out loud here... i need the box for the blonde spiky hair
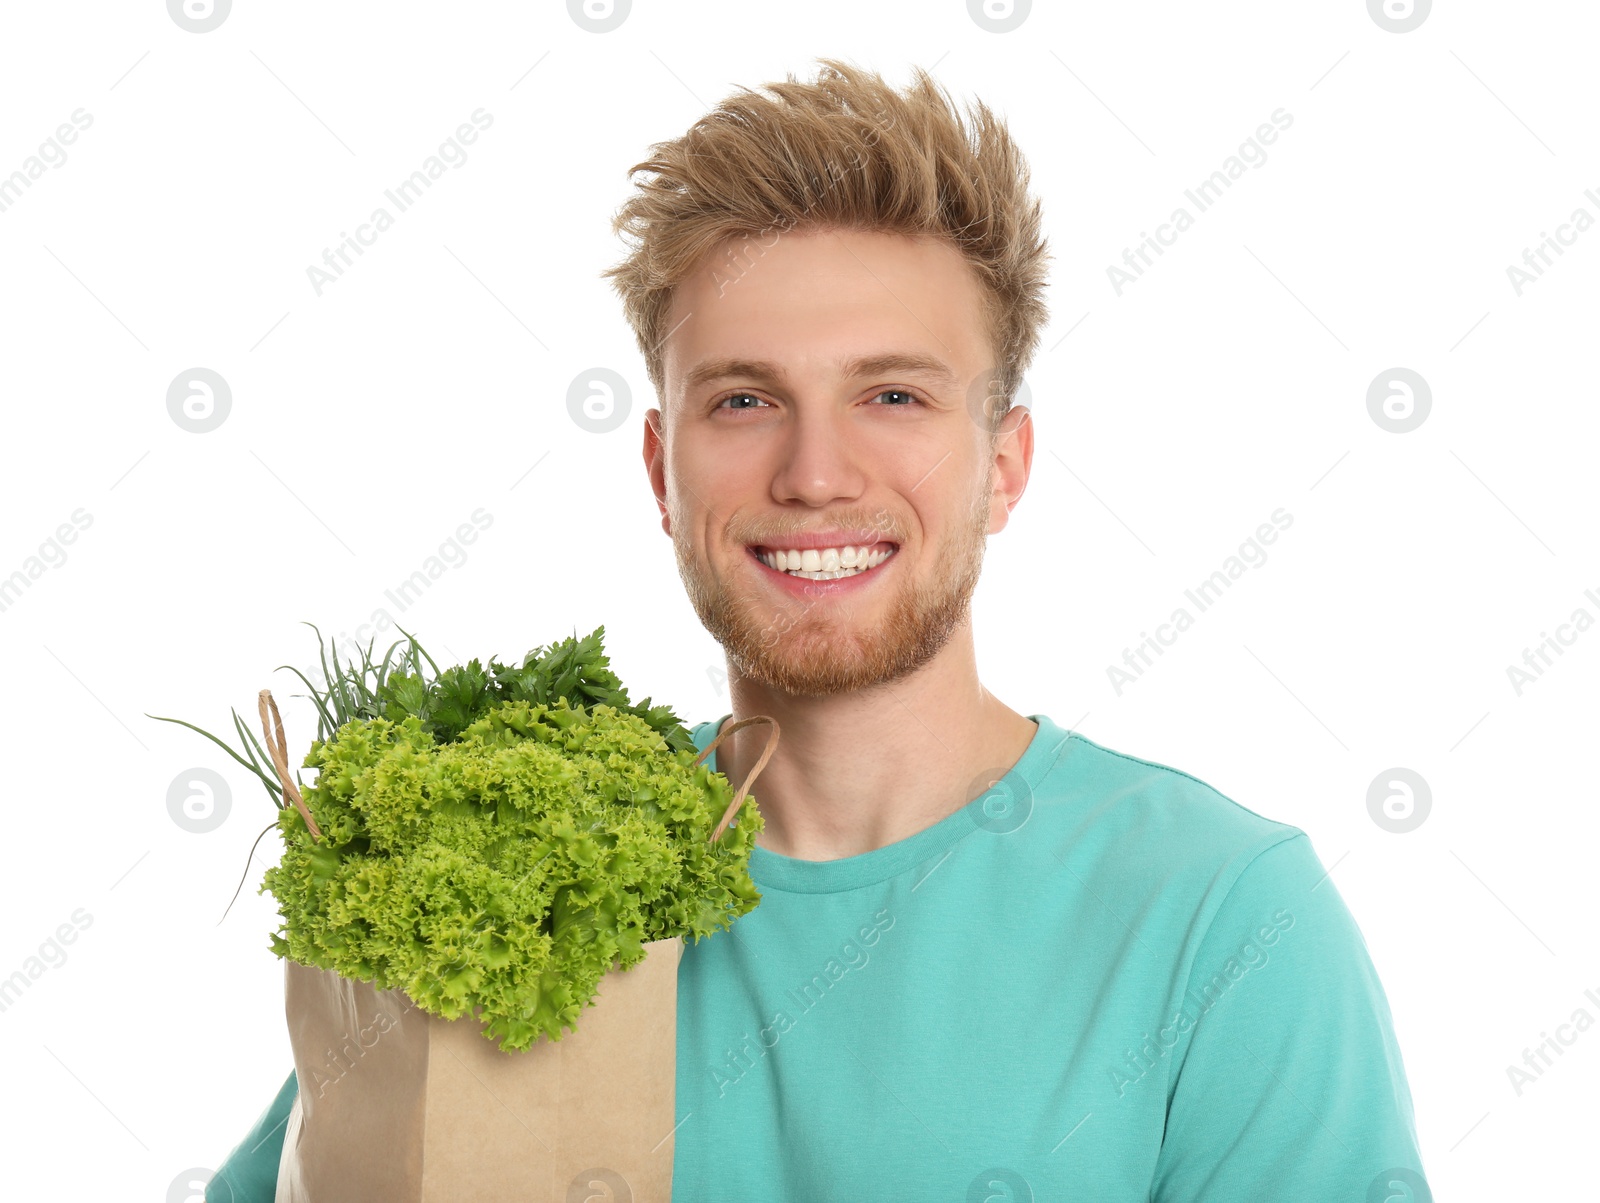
[601,57,1050,430]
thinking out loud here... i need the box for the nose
[769,402,868,508]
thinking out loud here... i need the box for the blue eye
[714,389,921,410]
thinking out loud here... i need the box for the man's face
[643,226,1031,698]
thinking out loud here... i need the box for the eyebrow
[683,352,960,393]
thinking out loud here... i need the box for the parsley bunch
[151,625,762,1049]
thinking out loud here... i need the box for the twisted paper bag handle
[258,689,324,842]
[257,689,779,847]
[693,714,781,842]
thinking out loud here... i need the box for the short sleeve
[206,1069,298,1203]
[1150,834,1430,1201]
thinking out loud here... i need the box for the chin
[716,585,975,698]
[675,492,991,698]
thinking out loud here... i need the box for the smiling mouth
[748,542,899,581]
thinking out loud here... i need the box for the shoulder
[1034,723,1319,904]
[1047,725,1302,845]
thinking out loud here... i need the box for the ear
[987,404,1033,534]
[643,407,671,536]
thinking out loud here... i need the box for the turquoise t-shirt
[208,714,1428,1201]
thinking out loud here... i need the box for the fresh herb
[148,625,761,1049]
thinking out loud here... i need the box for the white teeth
[754,543,896,578]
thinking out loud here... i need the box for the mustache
[731,511,904,545]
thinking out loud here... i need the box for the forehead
[661,227,992,392]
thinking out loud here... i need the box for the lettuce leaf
[262,698,760,1050]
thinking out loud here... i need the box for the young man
[209,60,1428,1201]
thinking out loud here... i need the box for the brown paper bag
[249,692,781,1203]
[275,935,683,1203]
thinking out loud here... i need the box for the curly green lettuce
[261,698,761,1050]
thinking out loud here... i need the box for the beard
[672,479,994,698]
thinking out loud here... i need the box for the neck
[712,620,1037,861]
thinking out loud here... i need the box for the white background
[0,1,1595,1198]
